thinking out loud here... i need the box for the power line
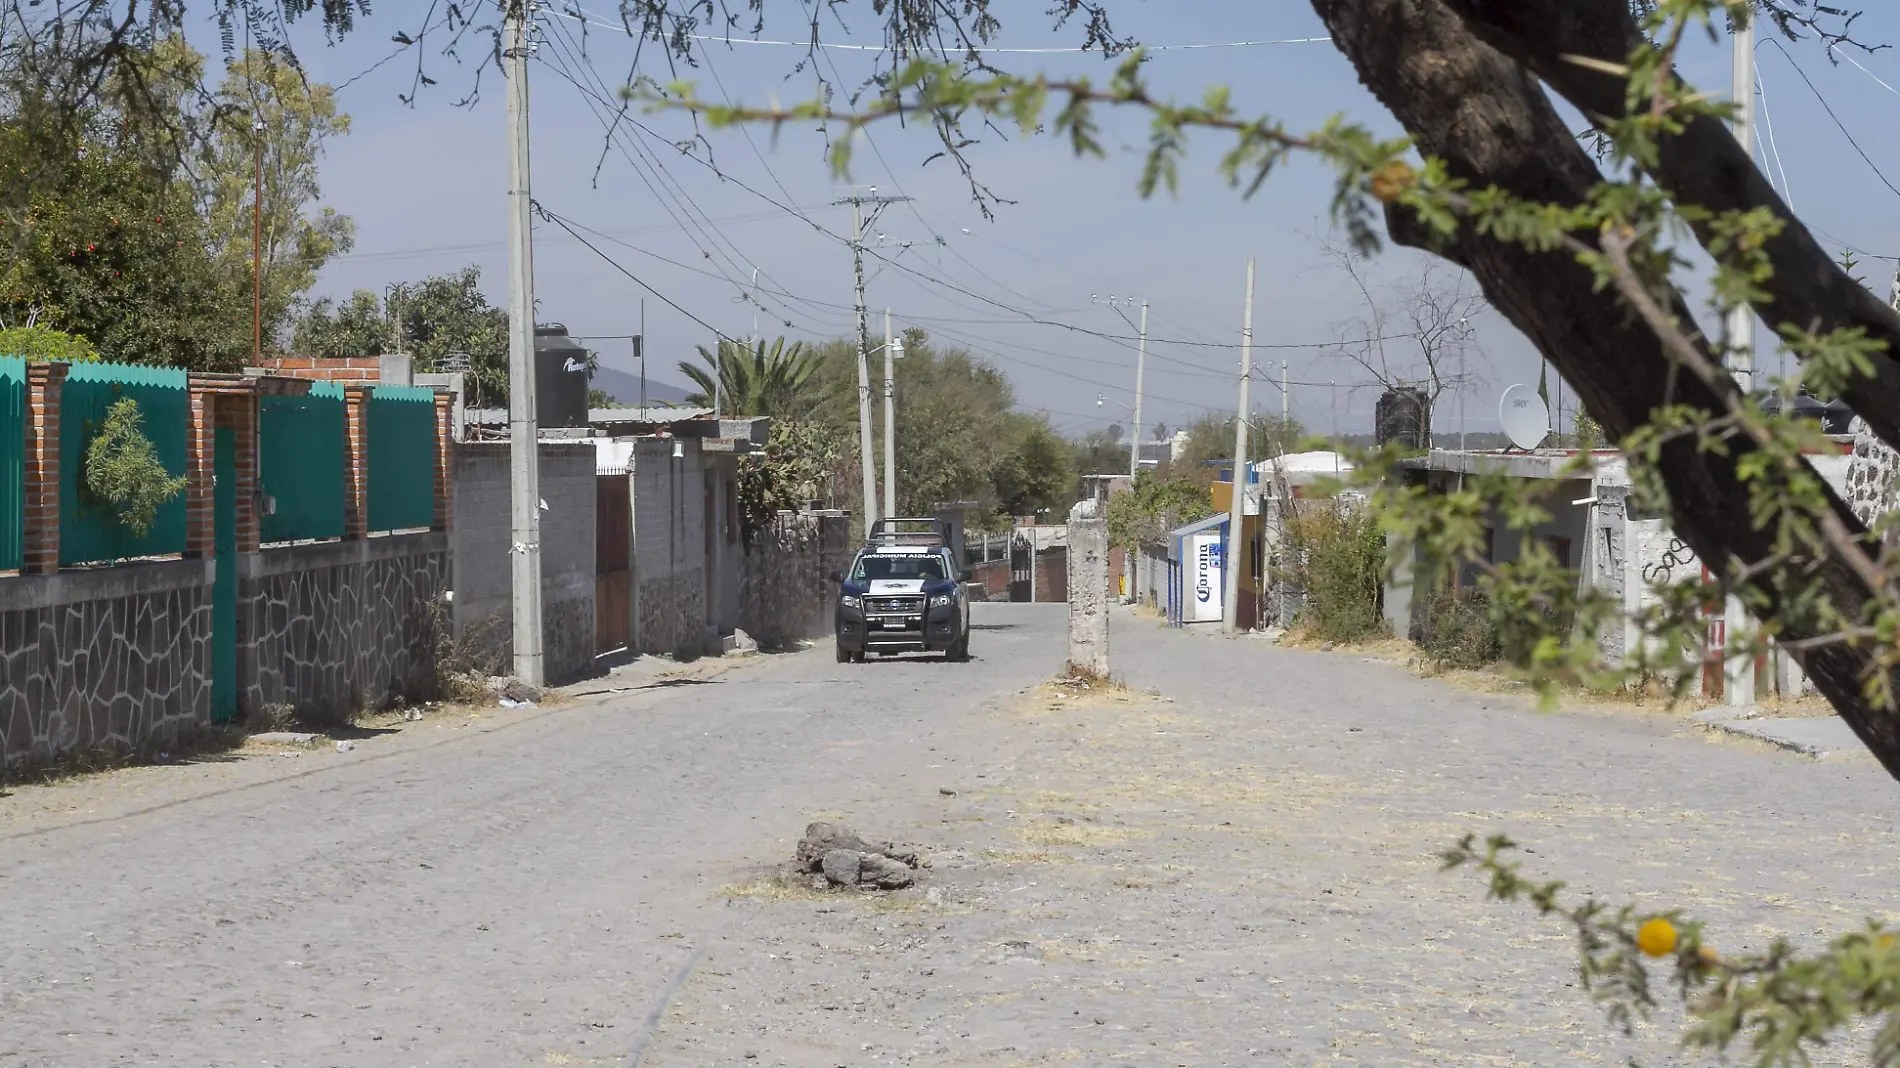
[1765,38,1900,201]
[535,27,851,333]
[534,201,744,343]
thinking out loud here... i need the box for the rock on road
[0,603,1067,1068]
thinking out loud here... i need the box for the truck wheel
[835,642,853,664]
[948,635,970,662]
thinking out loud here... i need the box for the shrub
[1421,589,1501,669]
[84,397,186,538]
[1283,500,1386,643]
[0,325,98,362]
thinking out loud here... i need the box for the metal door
[595,474,631,653]
[1008,535,1031,603]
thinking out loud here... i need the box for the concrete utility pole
[1130,300,1148,481]
[1223,258,1256,635]
[504,0,545,686]
[1726,9,1756,394]
[251,120,265,363]
[1721,8,1757,708]
[883,308,897,520]
[1280,360,1289,452]
[835,189,910,530]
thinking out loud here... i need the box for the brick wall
[253,357,382,383]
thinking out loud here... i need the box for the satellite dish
[1498,384,1551,451]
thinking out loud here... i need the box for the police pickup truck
[833,519,971,663]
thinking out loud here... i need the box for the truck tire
[836,642,853,664]
[947,635,970,662]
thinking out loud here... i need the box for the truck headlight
[840,595,862,609]
[929,593,953,608]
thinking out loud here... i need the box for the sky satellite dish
[1498,384,1551,451]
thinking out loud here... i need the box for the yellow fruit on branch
[1638,917,1678,958]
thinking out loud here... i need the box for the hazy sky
[232,1,1900,436]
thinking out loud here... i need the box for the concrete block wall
[450,442,597,683]
[629,438,708,656]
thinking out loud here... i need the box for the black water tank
[1375,386,1431,449]
[533,324,592,428]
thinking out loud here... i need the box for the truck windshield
[852,554,947,583]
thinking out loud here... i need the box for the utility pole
[1721,8,1757,708]
[1130,300,1148,481]
[252,120,265,362]
[1223,258,1256,635]
[883,307,897,520]
[835,188,910,530]
[1727,8,1756,394]
[503,0,545,686]
[1280,360,1289,455]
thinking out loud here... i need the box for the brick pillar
[185,391,215,558]
[21,362,69,573]
[432,389,454,532]
[229,394,261,552]
[343,385,371,539]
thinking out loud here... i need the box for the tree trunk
[1438,0,1900,454]
[1310,0,1900,778]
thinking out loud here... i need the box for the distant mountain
[590,364,696,407]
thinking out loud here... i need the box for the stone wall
[238,533,449,723]
[1,560,214,769]
[738,512,850,649]
[450,441,597,682]
[635,570,706,657]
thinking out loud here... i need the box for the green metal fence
[0,357,24,571]
[258,381,347,543]
[59,361,190,565]
[367,385,437,533]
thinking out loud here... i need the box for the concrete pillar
[1066,498,1109,676]
[21,362,68,574]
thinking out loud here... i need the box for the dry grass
[0,725,248,790]
[1278,628,1413,661]
[1014,821,1149,849]
[979,849,1075,865]
[719,871,935,913]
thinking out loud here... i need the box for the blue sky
[233,1,1900,436]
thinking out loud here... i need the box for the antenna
[1497,384,1551,451]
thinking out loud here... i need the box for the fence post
[230,391,261,553]
[343,385,371,540]
[432,388,454,532]
[185,390,215,558]
[21,362,68,574]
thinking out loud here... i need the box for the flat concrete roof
[1398,449,1611,480]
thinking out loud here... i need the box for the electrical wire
[1831,45,1900,99]
[1765,37,1900,201]
[535,25,855,332]
[533,200,744,343]
[1755,70,1796,212]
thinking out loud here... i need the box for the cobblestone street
[4,603,1897,1066]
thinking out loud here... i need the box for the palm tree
[679,336,820,418]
